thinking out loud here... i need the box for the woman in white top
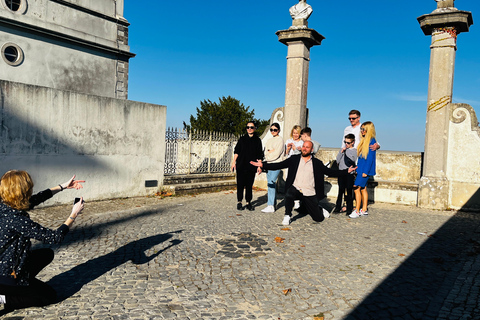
[261,123,285,213]
[285,125,303,158]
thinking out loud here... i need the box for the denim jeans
[267,169,281,206]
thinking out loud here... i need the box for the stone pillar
[275,2,324,136]
[417,1,472,209]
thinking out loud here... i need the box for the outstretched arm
[51,175,85,195]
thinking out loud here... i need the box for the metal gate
[164,128,238,175]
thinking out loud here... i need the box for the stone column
[417,0,472,209]
[276,2,324,136]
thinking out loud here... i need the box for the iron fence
[164,128,238,175]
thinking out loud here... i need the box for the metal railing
[164,128,238,175]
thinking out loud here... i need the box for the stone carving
[450,103,480,139]
[435,0,454,8]
[434,0,457,12]
[289,0,313,20]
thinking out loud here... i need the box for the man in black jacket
[231,121,264,211]
[251,141,356,225]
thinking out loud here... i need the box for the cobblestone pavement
[2,190,480,320]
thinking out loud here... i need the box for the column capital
[418,10,473,35]
[276,28,325,48]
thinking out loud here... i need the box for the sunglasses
[246,126,255,129]
[344,140,353,145]
[270,128,278,132]
[360,128,366,132]
[348,117,358,120]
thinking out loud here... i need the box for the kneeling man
[251,141,356,225]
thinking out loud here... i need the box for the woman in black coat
[0,170,84,311]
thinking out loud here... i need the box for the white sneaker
[349,210,360,218]
[282,215,291,225]
[322,208,330,219]
[360,209,368,216]
[261,205,275,213]
[293,200,300,210]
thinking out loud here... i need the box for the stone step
[164,173,235,185]
[163,179,236,196]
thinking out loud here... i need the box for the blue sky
[124,1,480,152]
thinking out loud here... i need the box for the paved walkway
[2,190,480,320]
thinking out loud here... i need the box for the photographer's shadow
[47,230,183,302]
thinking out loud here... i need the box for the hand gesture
[370,142,380,151]
[348,166,357,174]
[61,175,85,190]
[250,160,263,168]
[70,197,84,219]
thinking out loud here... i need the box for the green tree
[183,96,269,136]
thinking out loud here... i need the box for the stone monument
[417,0,473,209]
[275,0,324,137]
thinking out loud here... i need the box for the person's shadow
[47,230,183,302]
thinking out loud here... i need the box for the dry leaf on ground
[282,288,291,295]
[281,228,291,231]
[275,237,285,243]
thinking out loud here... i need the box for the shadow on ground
[47,231,183,302]
[345,211,480,320]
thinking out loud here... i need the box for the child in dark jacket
[334,134,357,214]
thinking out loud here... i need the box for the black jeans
[336,174,355,212]
[236,169,256,203]
[285,186,324,222]
[0,248,57,310]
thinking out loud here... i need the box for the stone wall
[0,80,166,205]
[0,0,133,99]
[254,146,423,206]
[316,148,422,206]
[447,104,480,210]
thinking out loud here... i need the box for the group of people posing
[232,109,378,226]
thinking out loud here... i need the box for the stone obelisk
[417,0,473,209]
[276,0,324,135]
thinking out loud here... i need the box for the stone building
[0,0,133,99]
[0,0,167,205]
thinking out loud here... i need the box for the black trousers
[336,174,355,212]
[0,248,57,310]
[236,169,256,203]
[285,186,324,222]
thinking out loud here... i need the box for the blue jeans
[267,169,281,206]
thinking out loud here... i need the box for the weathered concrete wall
[315,148,422,206]
[254,147,423,206]
[0,80,166,205]
[447,104,480,210]
[0,0,132,98]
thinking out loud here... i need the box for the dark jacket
[234,133,264,172]
[263,154,347,201]
[0,189,69,286]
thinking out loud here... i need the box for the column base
[417,176,449,210]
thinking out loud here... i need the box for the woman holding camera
[0,170,84,311]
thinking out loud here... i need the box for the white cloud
[394,94,427,102]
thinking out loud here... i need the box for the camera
[73,197,84,205]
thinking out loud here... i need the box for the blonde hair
[0,170,34,210]
[290,125,302,138]
[357,121,376,159]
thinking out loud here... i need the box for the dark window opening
[4,46,18,63]
[5,0,21,11]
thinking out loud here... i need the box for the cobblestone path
[2,191,480,320]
